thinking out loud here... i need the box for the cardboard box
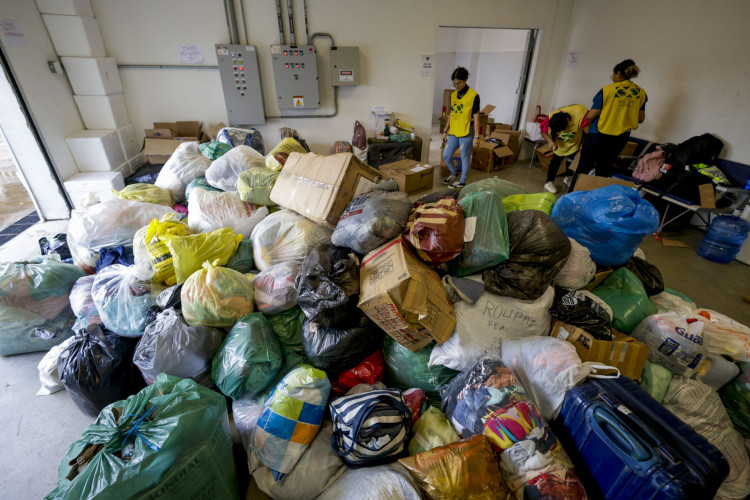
[573,174,635,192]
[74,94,130,129]
[620,141,638,157]
[269,152,381,229]
[534,144,568,175]
[143,121,203,164]
[550,321,650,381]
[470,140,514,172]
[65,129,125,172]
[441,89,453,118]
[42,14,105,57]
[490,130,523,164]
[380,159,434,194]
[359,238,456,351]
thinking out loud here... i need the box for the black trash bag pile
[482,210,571,300]
[145,284,183,325]
[301,311,384,374]
[550,286,613,340]
[295,244,360,328]
[57,324,145,417]
[620,256,665,296]
[416,188,460,205]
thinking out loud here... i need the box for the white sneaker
[442,175,456,185]
[544,182,557,194]
[563,176,572,186]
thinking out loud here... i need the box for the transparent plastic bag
[693,309,750,362]
[630,313,705,377]
[253,261,300,315]
[91,264,166,337]
[187,189,269,236]
[553,238,596,290]
[251,209,333,271]
[132,213,193,285]
[237,167,280,205]
[552,184,659,266]
[166,228,242,284]
[133,308,225,386]
[181,261,255,327]
[211,313,283,399]
[407,406,460,455]
[112,183,174,206]
[37,337,75,396]
[449,190,510,277]
[651,288,696,315]
[205,145,266,191]
[184,176,222,202]
[154,141,213,202]
[266,137,307,171]
[331,180,412,254]
[458,177,527,200]
[268,307,305,353]
[217,126,265,154]
[69,275,102,331]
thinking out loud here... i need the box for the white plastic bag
[318,463,422,500]
[692,309,750,362]
[663,376,750,500]
[36,337,74,396]
[187,189,268,236]
[651,290,696,315]
[251,209,333,271]
[630,313,705,377]
[429,279,554,372]
[69,275,101,331]
[204,145,266,191]
[67,199,177,271]
[500,336,618,419]
[154,141,212,202]
[133,308,225,386]
[91,264,166,337]
[252,422,345,500]
[553,238,596,290]
[525,122,543,142]
[253,261,300,315]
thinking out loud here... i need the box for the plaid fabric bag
[251,364,330,481]
[330,388,412,467]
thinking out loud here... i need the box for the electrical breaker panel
[216,44,265,125]
[270,45,320,110]
[330,46,360,86]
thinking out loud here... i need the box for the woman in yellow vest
[568,59,647,191]
[442,67,481,189]
[539,104,589,193]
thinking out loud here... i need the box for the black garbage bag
[39,234,72,262]
[482,210,571,300]
[416,188,460,205]
[621,256,664,296]
[145,284,183,325]
[58,324,145,417]
[295,244,360,328]
[550,286,613,340]
[301,312,384,374]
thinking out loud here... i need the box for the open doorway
[0,131,36,235]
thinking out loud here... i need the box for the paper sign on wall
[421,55,434,77]
[566,52,580,68]
[178,44,203,64]
[1,20,26,47]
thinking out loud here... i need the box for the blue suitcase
[553,376,728,499]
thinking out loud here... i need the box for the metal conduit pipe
[239,0,248,45]
[118,64,218,70]
[303,0,310,44]
[286,0,296,45]
[275,0,286,45]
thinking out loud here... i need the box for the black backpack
[669,133,723,168]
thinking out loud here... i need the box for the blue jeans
[443,134,472,183]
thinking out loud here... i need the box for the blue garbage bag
[551,185,659,266]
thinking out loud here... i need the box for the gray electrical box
[270,45,320,110]
[216,44,265,125]
[330,46,360,86]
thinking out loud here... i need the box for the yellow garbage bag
[132,214,193,285]
[181,261,255,327]
[237,167,279,206]
[502,192,557,215]
[166,228,242,284]
[266,137,306,171]
[113,183,175,207]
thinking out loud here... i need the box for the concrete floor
[0,134,749,498]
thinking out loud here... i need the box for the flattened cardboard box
[573,174,634,192]
[359,238,456,351]
[550,320,650,381]
[380,159,434,194]
[269,152,381,229]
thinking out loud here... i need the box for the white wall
[551,0,750,162]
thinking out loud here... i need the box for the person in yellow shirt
[442,67,481,189]
[539,104,589,193]
[568,59,647,191]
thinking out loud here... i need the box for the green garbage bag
[225,239,255,274]
[449,191,509,276]
[458,177,527,200]
[212,313,283,400]
[46,374,238,500]
[237,167,279,206]
[382,336,459,407]
[639,360,673,403]
[267,307,305,354]
[502,192,557,215]
[719,363,750,439]
[591,268,657,333]
[184,176,222,202]
[199,140,232,160]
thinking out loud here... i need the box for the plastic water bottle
[698,212,750,263]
